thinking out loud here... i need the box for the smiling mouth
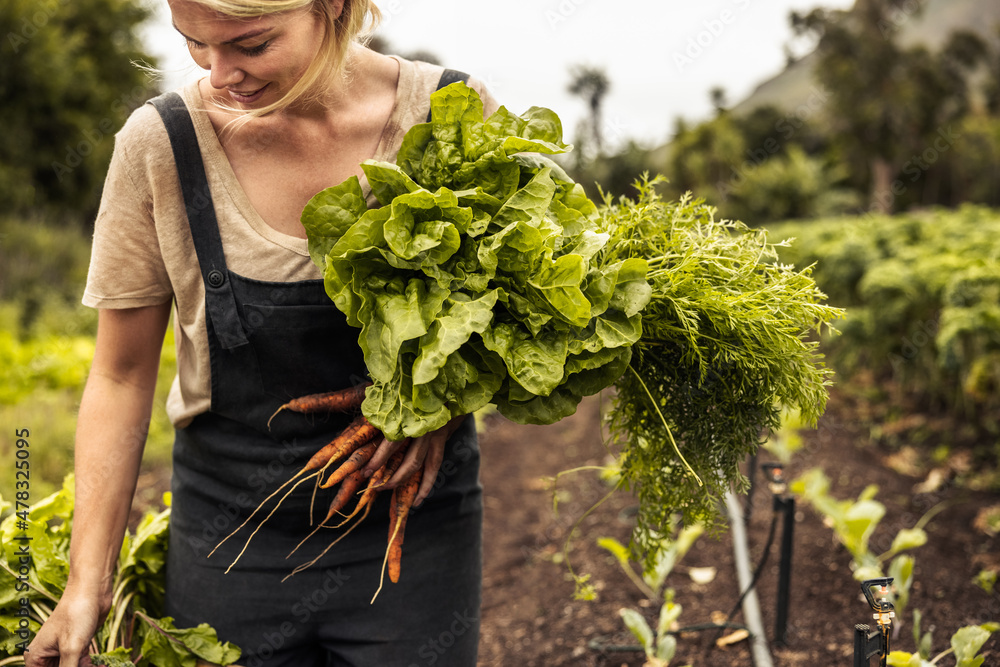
[228,84,269,102]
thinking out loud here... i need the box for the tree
[792,1,986,213]
[978,27,1000,115]
[567,65,610,158]
[0,0,158,222]
[665,113,746,198]
[709,86,728,115]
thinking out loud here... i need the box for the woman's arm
[26,302,171,667]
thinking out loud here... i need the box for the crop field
[2,206,999,665]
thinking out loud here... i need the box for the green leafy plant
[772,206,1000,430]
[761,408,808,465]
[300,81,841,569]
[603,183,840,565]
[617,593,685,667]
[301,82,649,442]
[792,467,939,626]
[974,569,997,595]
[0,476,240,666]
[597,518,703,667]
[887,611,997,667]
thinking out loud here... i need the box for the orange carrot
[287,468,370,559]
[369,449,407,492]
[267,382,372,429]
[387,469,422,584]
[370,468,422,602]
[213,414,379,569]
[322,469,367,525]
[320,439,379,489]
[331,450,406,529]
[308,417,379,524]
[306,416,379,472]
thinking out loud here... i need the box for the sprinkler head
[861,578,896,629]
[761,462,787,494]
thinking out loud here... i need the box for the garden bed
[477,388,1000,666]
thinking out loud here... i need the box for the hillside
[730,0,1000,115]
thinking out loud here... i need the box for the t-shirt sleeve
[468,76,501,118]
[83,110,173,309]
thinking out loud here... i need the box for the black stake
[762,462,794,646]
[774,492,794,645]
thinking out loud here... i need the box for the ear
[328,0,345,19]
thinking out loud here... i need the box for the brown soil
[129,386,1000,666]
[476,389,1000,667]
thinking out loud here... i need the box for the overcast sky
[142,0,854,150]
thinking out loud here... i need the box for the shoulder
[115,94,171,156]
[110,90,182,184]
[393,56,501,118]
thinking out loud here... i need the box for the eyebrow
[172,23,273,45]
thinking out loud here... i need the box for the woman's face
[168,0,333,108]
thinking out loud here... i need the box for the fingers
[415,436,446,507]
[24,635,84,667]
[372,414,468,500]
[363,436,407,477]
[384,436,429,490]
[25,589,105,667]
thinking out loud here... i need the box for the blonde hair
[190,0,382,117]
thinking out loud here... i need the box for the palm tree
[568,65,610,156]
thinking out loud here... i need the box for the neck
[282,44,362,119]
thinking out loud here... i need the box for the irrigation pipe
[725,489,774,667]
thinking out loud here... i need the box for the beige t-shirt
[83,57,500,427]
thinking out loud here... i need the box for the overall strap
[148,92,249,350]
[426,69,470,122]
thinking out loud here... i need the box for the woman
[27,1,498,665]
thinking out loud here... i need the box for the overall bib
[149,86,482,667]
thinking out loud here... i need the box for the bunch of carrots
[210,382,418,600]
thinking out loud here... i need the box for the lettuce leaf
[301,81,651,439]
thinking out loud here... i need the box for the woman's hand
[25,588,107,667]
[362,414,467,506]
[26,304,170,667]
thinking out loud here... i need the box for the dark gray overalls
[148,76,482,667]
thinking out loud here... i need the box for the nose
[205,49,245,90]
